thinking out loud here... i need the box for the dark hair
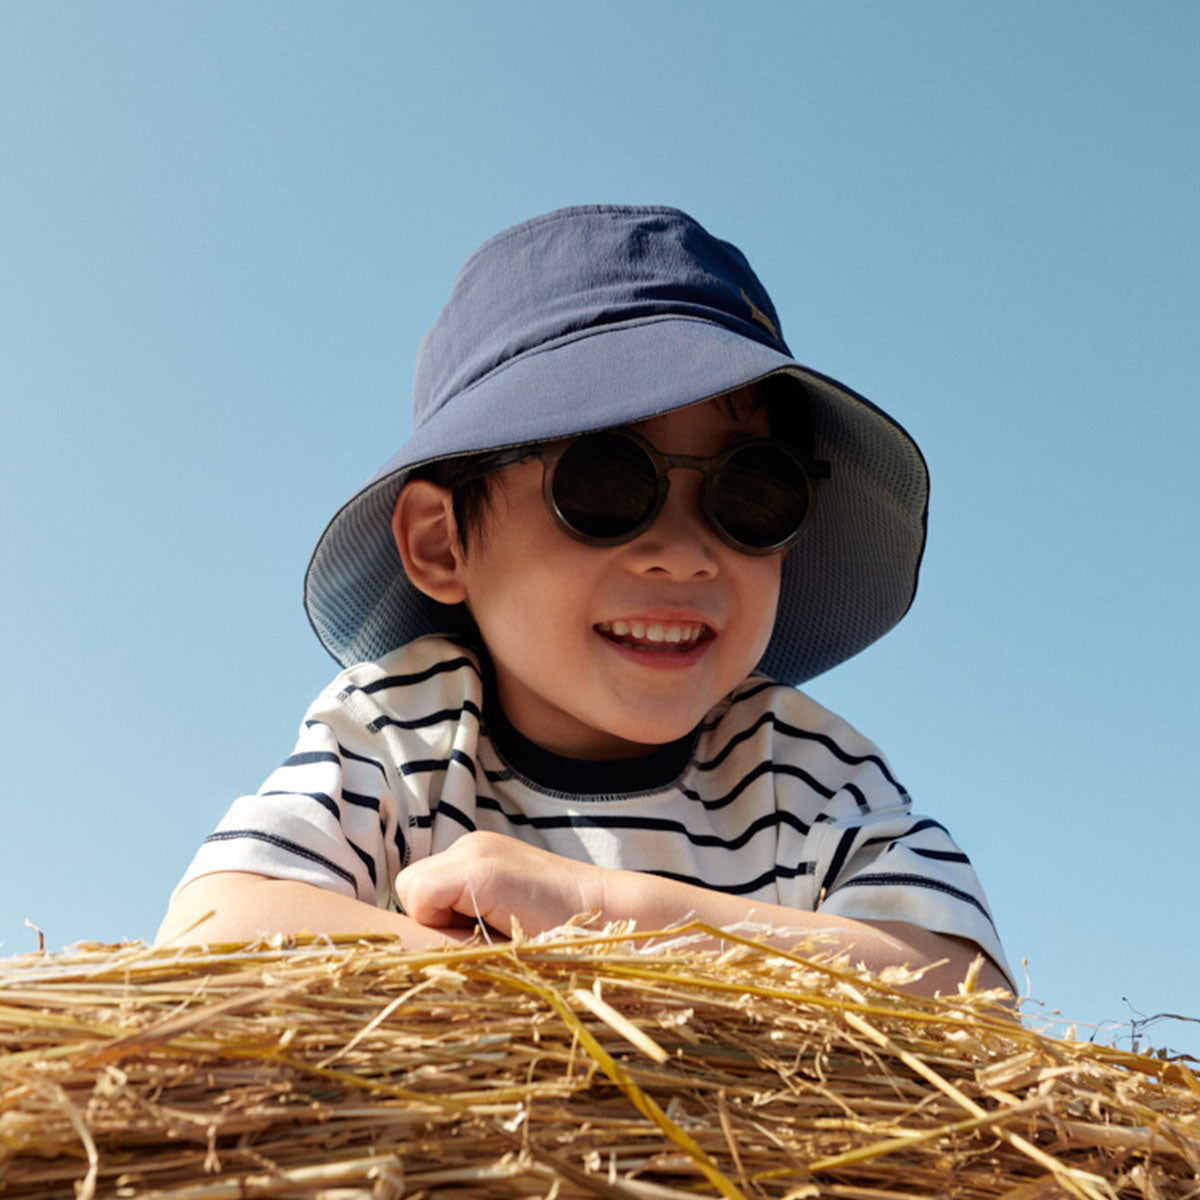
[404,450,512,553]
[407,374,816,554]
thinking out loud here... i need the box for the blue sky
[2,3,1197,1057]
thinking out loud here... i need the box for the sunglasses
[487,428,830,555]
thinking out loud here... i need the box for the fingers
[394,831,515,929]
[394,852,484,928]
[394,832,595,937]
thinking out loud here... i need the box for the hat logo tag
[740,289,779,341]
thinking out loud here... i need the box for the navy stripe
[908,846,971,864]
[451,748,478,777]
[282,751,340,769]
[342,655,478,696]
[400,748,478,779]
[833,872,996,929]
[400,758,446,776]
[680,760,835,812]
[347,838,378,888]
[773,762,839,799]
[774,718,906,794]
[341,789,381,811]
[370,700,482,734]
[819,827,858,896]
[679,762,772,809]
[648,859,813,896]
[844,782,872,814]
[261,789,339,821]
[720,679,779,712]
[695,711,907,799]
[860,818,951,849]
[431,800,476,832]
[202,829,356,887]
[337,742,388,782]
[778,861,815,880]
[471,797,812,850]
[693,710,775,769]
[300,724,391,784]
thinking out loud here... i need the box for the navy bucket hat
[304,205,929,685]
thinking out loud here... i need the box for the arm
[153,871,475,949]
[394,832,1013,999]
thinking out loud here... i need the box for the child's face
[450,395,783,759]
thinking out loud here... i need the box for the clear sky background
[2,3,1197,1058]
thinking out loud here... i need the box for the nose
[623,468,718,579]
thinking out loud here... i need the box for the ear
[391,480,469,605]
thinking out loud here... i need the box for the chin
[606,711,705,750]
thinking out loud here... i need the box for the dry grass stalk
[0,922,1197,1200]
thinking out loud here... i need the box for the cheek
[748,554,783,607]
[744,558,783,648]
[463,534,593,638]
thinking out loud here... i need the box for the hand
[392,834,1015,1002]
[393,832,605,937]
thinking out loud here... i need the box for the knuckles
[452,830,510,858]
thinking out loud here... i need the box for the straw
[2,924,1197,1199]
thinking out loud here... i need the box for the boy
[157,205,1013,997]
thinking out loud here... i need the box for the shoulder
[304,635,484,730]
[695,674,907,806]
[322,634,481,700]
[703,674,886,758]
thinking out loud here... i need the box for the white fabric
[179,635,1012,982]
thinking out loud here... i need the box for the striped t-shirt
[179,634,1011,979]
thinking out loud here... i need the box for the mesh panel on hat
[759,373,927,683]
[306,476,450,669]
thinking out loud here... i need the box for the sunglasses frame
[487,427,829,556]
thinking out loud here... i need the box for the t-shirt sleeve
[748,682,1014,987]
[173,638,485,908]
[805,798,1014,988]
[173,692,405,908]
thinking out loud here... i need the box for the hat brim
[304,314,928,684]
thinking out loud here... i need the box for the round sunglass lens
[552,432,659,541]
[710,443,809,550]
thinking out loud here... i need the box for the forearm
[392,833,1011,999]
[154,872,472,950]
[597,869,1011,998]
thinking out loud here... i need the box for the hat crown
[413,205,789,435]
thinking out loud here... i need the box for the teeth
[597,620,708,647]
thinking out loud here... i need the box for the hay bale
[1,924,1197,1199]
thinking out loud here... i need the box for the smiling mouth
[594,620,714,652]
